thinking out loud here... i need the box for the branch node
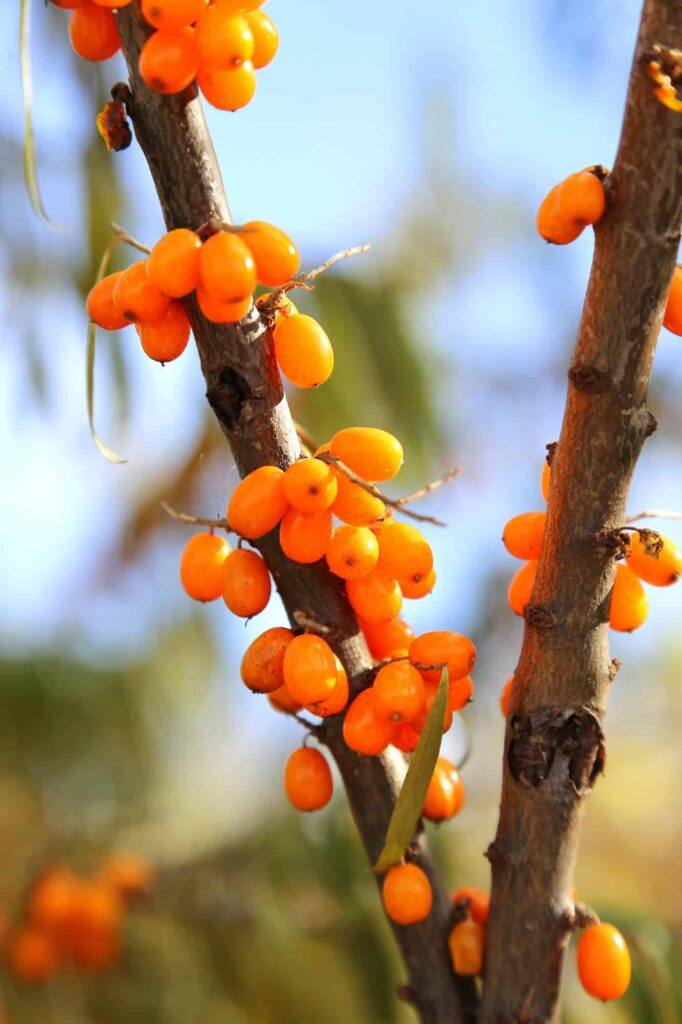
[608,657,622,682]
[567,363,612,393]
[524,604,556,630]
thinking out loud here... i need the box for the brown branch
[481,2,682,1021]
[115,8,475,1023]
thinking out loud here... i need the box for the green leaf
[86,238,127,464]
[373,668,448,873]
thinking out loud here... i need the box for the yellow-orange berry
[180,532,230,602]
[541,460,551,501]
[68,5,120,61]
[227,465,289,539]
[273,314,334,388]
[237,221,299,287]
[244,9,278,68]
[448,674,474,713]
[306,656,349,717]
[663,265,682,334]
[377,522,433,582]
[241,626,294,693]
[448,919,485,976]
[408,631,477,685]
[536,184,583,245]
[92,0,133,6]
[331,469,386,526]
[609,563,648,632]
[330,427,403,482]
[625,530,681,587]
[280,508,332,564]
[282,458,338,512]
[372,660,425,723]
[326,525,379,580]
[451,886,489,926]
[502,511,546,560]
[86,271,129,330]
[507,559,538,616]
[198,62,257,111]
[8,927,61,983]
[221,548,271,617]
[267,683,302,714]
[284,747,333,812]
[400,567,436,600]
[195,7,254,68]
[283,633,337,705]
[147,229,202,297]
[139,28,199,94]
[558,170,606,228]
[113,260,170,323]
[499,675,515,717]
[382,863,432,925]
[199,231,256,303]
[391,720,421,753]
[577,923,631,1001]
[361,617,414,660]
[141,0,207,31]
[342,688,394,755]
[139,300,191,363]
[197,286,252,324]
[346,572,403,625]
[412,683,454,734]
[28,866,80,936]
[423,758,464,822]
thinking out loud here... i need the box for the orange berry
[92,0,133,6]
[412,683,454,734]
[28,867,80,936]
[283,633,337,705]
[51,0,88,8]
[284,747,333,812]
[199,231,256,303]
[499,675,515,717]
[346,571,403,625]
[282,458,338,512]
[361,617,414,661]
[408,631,477,685]
[139,300,191,362]
[280,508,332,564]
[330,427,403,482]
[609,563,648,632]
[198,61,257,110]
[68,5,120,61]
[377,522,433,582]
[507,559,538,616]
[197,286,252,324]
[342,687,394,755]
[147,228,202,297]
[400,567,436,599]
[141,0,207,31]
[451,886,489,926]
[241,626,294,693]
[502,511,546,560]
[326,525,379,580]
[237,221,299,287]
[113,260,170,323]
[244,9,278,68]
[382,863,432,925]
[577,923,631,1001]
[221,547,271,617]
[663,265,682,335]
[372,660,425,723]
[536,184,583,245]
[625,530,681,587]
[227,465,289,539]
[68,882,122,971]
[273,314,334,388]
[448,674,474,713]
[541,460,551,501]
[180,532,231,602]
[212,0,262,10]
[306,656,349,717]
[558,170,606,228]
[97,854,153,902]
[423,758,464,822]
[195,7,254,67]
[331,469,385,526]
[448,919,485,976]
[8,927,61,983]
[267,683,302,713]
[139,27,199,94]
[86,271,129,330]
[391,720,421,753]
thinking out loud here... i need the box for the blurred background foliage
[1,0,681,1021]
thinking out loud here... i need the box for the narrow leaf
[86,238,127,464]
[373,668,448,873]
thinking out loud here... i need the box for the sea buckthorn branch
[481,1,682,1021]
[114,6,476,1022]
[263,244,372,304]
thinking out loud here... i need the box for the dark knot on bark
[508,707,605,793]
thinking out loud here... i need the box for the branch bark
[481,1,682,1020]
[115,7,476,1022]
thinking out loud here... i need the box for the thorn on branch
[292,611,331,635]
[161,500,233,534]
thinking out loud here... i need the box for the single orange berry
[96,854,154,902]
[346,571,403,625]
[195,7,254,68]
[8,927,61,983]
[139,300,191,363]
[198,61,257,111]
[448,919,485,976]
[244,9,279,68]
[267,683,302,713]
[536,183,583,245]
[577,923,631,1001]
[147,228,202,297]
[237,221,299,287]
[342,688,394,755]
[391,720,421,752]
[227,465,289,539]
[448,674,474,713]
[306,656,349,717]
[331,469,385,526]
[139,27,199,94]
[86,271,129,330]
[423,758,464,822]
[282,458,338,512]
[284,747,333,812]
[412,683,454,734]
[558,170,606,228]
[625,530,681,586]
[113,260,170,323]
[372,660,426,723]
[241,626,294,693]
[326,525,379,580]
[499,675,515,717]
[141,0,207,31]
[199,231,256,303]
[502,511,546,560]
[541,460,551,501]
[280,507,332,564]
[196,286,252,324]
[382,863,432,925]
[609,563,648,632]
[283,633,337,705]
[68,5,120,61]
[663,265,682,334]
[408,631,477,685]
[507,559,538,616]
[451,886,489,926]
[361,617,414,661]
[68,882,122,972]
[273,314,334,388]
[180,532,231,602]
[400,567,436,600]
[28,866,81,935]
[330,427,403,482]
[221,548,271,617]
[377,522,433,582]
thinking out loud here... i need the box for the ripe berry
[507,559,538,616]
[221,547,271,617]
[180,532,230,602]
[342,688,394,755]
[227,465,289,539]
[113,260,170,323]
[448,920,485,976]
[29,866,80,935]
[195,7,254,68]
[408,631,477,685]
[541,460,551,501]
[283,633,337,705]
[401,567,436,599]
[377,522,433,582]
[330,427,403,482]
[451,886,489,925]
[502,511,546,560]
[609,563,648,632]
[577,923,631,1001]
[86,271,129,330]
[139,300,191,363]
[198,62,257,111]
[372,660,425,723]
[273,314,334,388]
[448,673,474,712]
[197,286,252,324]
[213,0,263,10]
[499,675,515,717]
[199,231,256,303]
[306,657,349,717]
[346,572,403,625]
[282,458,338,512]
[284,747,333,812]
[382,863,432,925]
[241,626,294,693]
[391,720,421,752]
[96,854,153,903]
[326,525,379,580]
[663,265,682,334]
[237,221,299,286]
[8,927,61,983]
[68,5,120,61]
[141,0,207,31]
[139,28,199,95]
[412,684,453,733]
[268,683,302,714]
[244,9,279,68]
[423,758,464,822]
[625,530,681,586]
[331,469,385,526]
[147,229,202,297]
[536,184,583,246]
[361,617,414,660]
[536,170,605,245]
[67,882,122,971]
[279,508,333,563]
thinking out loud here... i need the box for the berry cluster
[536,167,606,245]
[4,856,152,984]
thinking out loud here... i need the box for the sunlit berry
[372,660,425,723]
[280,508,332,563]
[196,286,252,324]
[8,927,61,983]
[502,511,546,560]
[195,7,254,67]
[68,5,120,61]
[237,221,299,287]
[625,530,681,587]
[326,525,379,580]
[113,260,170,323]
[306,656,349,717]
[342,688,394,755]
[499,675,515,717]
[609,563,648,632]
[28,866,80,936]
[147,228,202,297]
[283,633,337,705]
[198,62,257,111]
[577,923,631,1001]
[408,631,477,685]
[267,683,302,714]
[180,532,230,602]
[536,170,605,245]
[382,863,432,925]
[273,314,334,388]
[282,458,338,512]
[400,567,436,599]
[221,548,271,617]
[241,626,294,693]
[227,465,289,539]
[451,886,489,925]
[541,460,551,501]
[377,522,433,582]
[448,919,485,976]
[199,231,256,303]
[331,470,385,526]
[284,747,333,812]
[507,559,538,616]
[423,758,464,822]
[86,271,129,330]
[139,28,199,95]
[139,300,191,362]
[141,0,207,31]
[330,427,403,482]
[448,674,474,713]
[346,572,403,625]
[663,265,682,335]
[361,617,414,661]
[244,9,278,68]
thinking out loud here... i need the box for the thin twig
[394,467,462,508]
[319,453,448,527]
[110,221,151,255]
[624,508,682,524]
[161,500,233,533]
[262,245,371,308]
[294,421,319,455]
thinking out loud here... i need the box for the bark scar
[206,367,253,430]
[508,708,605,793]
